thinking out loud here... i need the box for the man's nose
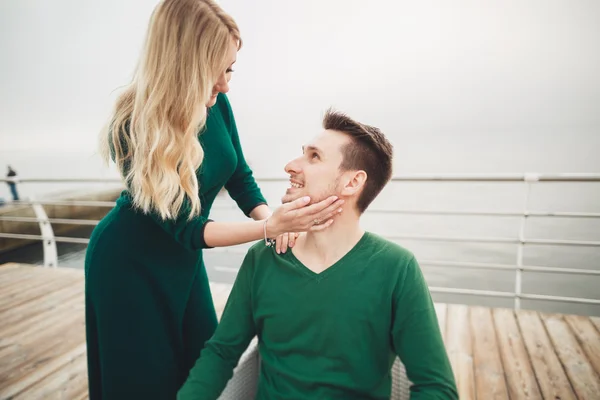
[284,158,302,174]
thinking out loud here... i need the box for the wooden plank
[470,306,509,399]
[0,297,82,350]
[0,298,84,368]
[0,262,19,268]
[0,275,59,302]
[0,316,84,380]
[446,304,475,399]
[0,281,83,328]
[565,314,600,377]
[492,308,542,399]
[73,390,90,400]
[434,303,447,343]
[542,313,600,399]
[0,265,89,399]
[591,317,600,335]
[6,264,598,400]
[0,344,86,399]
[12,349,88,400]
[0,263,21,274]
[0,265,82,287]
[0,272,81,306]
[0,304,84,377]
[0,267,44,290]
[0,292,84,346]
[0,273,80,311]
[516,309,576,400]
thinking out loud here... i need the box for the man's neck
[292,210,364,273]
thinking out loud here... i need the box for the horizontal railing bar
[368,209,600,218]
[4,216,598,247]
[9,233,600,275]
[257,174,600,182]
[208,249,600,277]
[11,200,116,207]
[7,201,600,219]
[0,178,122,183]
[3,173,600,185]
[429,287,515,298]
[386,234,600,247]
[0,233,90,244]
[422,260,515,271]
[0,233,600,276]
[523,265,600,276]
[212,262,600,277]
[430,287,600,305]
[519,293,600,305]
[525,238,600,247]
[386,234,517,244]
[424,260,600,276]
[370,209,524,217]
[3,233,597,302]
[527,211,600,218]
[0,216,100,225]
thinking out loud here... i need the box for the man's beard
[282,176,341,205]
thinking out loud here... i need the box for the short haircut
[323,109,393,213]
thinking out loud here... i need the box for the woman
[85,1,343,398]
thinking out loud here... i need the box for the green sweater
[85,93,267,399]
[178,232,458,399]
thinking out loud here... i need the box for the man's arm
[391,256,458,399]
[177,251,257,400]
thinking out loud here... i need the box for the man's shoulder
[364,231,415,265]
[238,241,284,279]
[244,240,277,262]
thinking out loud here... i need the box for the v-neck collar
[285,232,371,279]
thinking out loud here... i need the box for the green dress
[84,93,267,399]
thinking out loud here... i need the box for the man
[6,166,19,201]
[178,110,458,399]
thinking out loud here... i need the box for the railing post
[30,197,58,268]
[515,174,537,309]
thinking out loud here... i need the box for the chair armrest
[217,339,260,400]
[391,358,411,400]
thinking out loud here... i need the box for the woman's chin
[205,96,218,107]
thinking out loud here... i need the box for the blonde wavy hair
[100,0,241,220]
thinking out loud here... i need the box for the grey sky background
[0,0,599,176]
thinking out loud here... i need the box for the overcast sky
[1,0,599,174]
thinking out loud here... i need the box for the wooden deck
[0,263,598,399]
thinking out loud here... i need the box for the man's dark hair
[323,108,393,213]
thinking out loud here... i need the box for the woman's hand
[274,232,300,254]
[266,195,344,239]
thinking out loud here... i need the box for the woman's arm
[249,203,272,220]
[202,219,265,248]
[203,195,343,248]
[218,94,269,216]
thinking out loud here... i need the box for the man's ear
[341,170,367,197]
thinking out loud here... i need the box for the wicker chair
[218,341,411,400]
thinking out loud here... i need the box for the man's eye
[311,152,319,160]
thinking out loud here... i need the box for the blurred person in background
[5,165,19,201]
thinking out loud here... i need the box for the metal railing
[1,173,599,309]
